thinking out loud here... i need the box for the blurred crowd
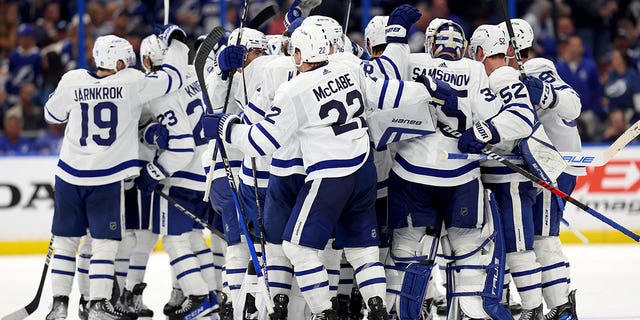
[0,0,638,156]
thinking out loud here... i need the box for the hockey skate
[243,293,259,320]
[333,294,350,320]
[79,295,89,320]
[131,283,154,319]
[167,294,214,320]
[269,293,289,320]
[544,290,577,320]
[349,288,364,320]
[164,287,186,315]
[366,296,389,320]
[46,296,69,320]
[218,292,233,320]
[519,304,543,320]
[89,298,134,320]
[311,309,338,320]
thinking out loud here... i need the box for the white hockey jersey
[228,58,437,182]
[480,66,537,183]
[144,66,208,191]
[44,42,189,186]
[524,58,585,176]
[391,55,501,187]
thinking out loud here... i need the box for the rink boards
[1,144,639,254]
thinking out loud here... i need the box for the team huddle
[42,1,582,320]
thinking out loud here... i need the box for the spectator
[568,0,618,64]
[0,108,33,155]
[603,49,640,125]
[6,24,42,104]
[604,109,627,141]
[523,0,555,60]
[557,35,604,141]
[40,51,65,106]
[8,83,45,132]
[34,2,62,48]
[34,123,65,155]
[0,2,19,59]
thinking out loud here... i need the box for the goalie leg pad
[51,236,81,297]
[445,189,511,320]
[534,236,570,308]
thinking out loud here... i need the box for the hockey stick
[247,4,278,29]
[342,0,352,34]
[440,119,640,166]
[2,236,54,320]
[155,189,227,241]
[439,122,640,242]
[499,0,526,80]
[196,4,275,313]
[164,0,169,24]
[561,218,589,244]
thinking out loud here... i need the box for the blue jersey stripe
[241,164,270,179]
[247,102,266,117]
[380,55,401,79]
[256,123,281,149]
[506,109,534,128]
[395,155,479,178]
[377,79,390,110]
[173,171,206,182]
[45,107,67,123]
[248,126,267,156]
[306,153,366,174]
[164,73,173,94]
[214,160,243,170]
[169,134,193,139]
[271,158,303,168]
[58,159,141,178]
[162,64,183,88]
[374,58,389,80]
[166,148,194,152]
[393,80,404,109]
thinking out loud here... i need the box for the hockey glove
[218,45,246,80]
[522,76,558,109]
[141,122,169,150]
[284,0,322,29]
[156,24,187,46]
[386,4,422,44]
[418,75,459,116]
[458,121,500,153]
[201,113,241,143]
[135,161,168,194]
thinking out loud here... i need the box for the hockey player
[499,19,581,320]
[203,26,270,319]
[466,24,540,319]
[132,33,219,319]
[385,19,512,320]
[44,26,188,320]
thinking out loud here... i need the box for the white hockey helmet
[432,20,467,60]
[424,18,448,55]
[469,24,508,62]
[302,15,344,50]
[140,34,167,72]
[290,24,330,66]
[228,27,268,51]
[93,35,135,71]
[497,19,534,50]
[266,34,284,55]
[365,16,389,50]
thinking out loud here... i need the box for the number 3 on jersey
[80,102,118,146]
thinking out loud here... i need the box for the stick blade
[247,4,278,29]
[2,308,29,320]
[194,26,228,112]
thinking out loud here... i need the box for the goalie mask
[432,20,467,60]
[424,18,448,56]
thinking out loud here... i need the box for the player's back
[524,57,582,153]
[48,68,148,185]
[278,59,370,180]
[392,56,496,187]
